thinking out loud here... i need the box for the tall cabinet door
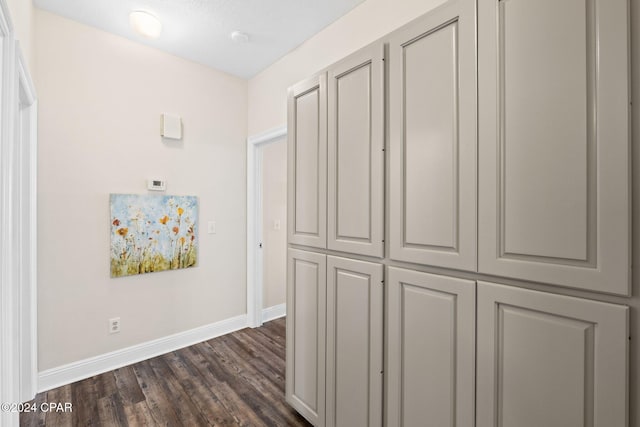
[325,256,383,427]
[387,267,476,427]
[477,0,631,294]
[327,43,384,258]
[388,0,477,271]
[288,74,327,249]
[477,282,629,427]
[286,249,327,426]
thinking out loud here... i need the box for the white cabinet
[287,75,327,249]
[327,43,384,258]
[386,267,475,427]
[389,0,477,272]
[286,250,383,427]
[477,0,631,294]
[326,256,383,427]
[286,248,326,425]
[477,281,629,427]
[286,0,633,425]
[288,43,385,258]
[386,272,629,427]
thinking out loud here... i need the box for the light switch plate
[208,221,216,234]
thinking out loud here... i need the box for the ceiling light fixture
[130,10,162,39]
[231,31,250,44]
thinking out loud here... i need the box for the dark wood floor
[21,318,311,426]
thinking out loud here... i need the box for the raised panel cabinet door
[325,256,383,427]
[477,0,631,294]
[388,0,477,271]
[386,267,475,427]
[327,42,384,258]
[288,74,328,249]
[477,281,629,427]
[286,248,327,426]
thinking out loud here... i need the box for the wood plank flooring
[21,318,311,427]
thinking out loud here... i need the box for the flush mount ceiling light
[230,31,250,44]
[130,10,162,39]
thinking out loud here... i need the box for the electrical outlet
[274,220,281,231]
[109,317,121,334]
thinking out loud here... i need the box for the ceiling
[33,0,365,79]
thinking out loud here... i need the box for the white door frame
[0,6,16,424]
[1,6,38,423]
[246,126,287,328]
[16,42,38,403]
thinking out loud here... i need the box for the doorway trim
[0,7,16,424]
[247,126,287,328]
[1,14,39,426]
[16,42,38,402]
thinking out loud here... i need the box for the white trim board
[246,125,287,328]
[262,303,286,323]
[16,41,38,403]
[1,3,40,425]
[38,314,248,393]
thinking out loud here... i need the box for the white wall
[261,139,287,309]
[247,0,446,135]
[34,9,247,371]
[5,0,34,68]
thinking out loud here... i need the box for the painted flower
[172,226,179,234]
[177,207,184,216]
[117,228,128,237]
[112,219,120,226]
[179,237,185,245]
[159,215,169,224]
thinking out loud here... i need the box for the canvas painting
[110,194,198,278]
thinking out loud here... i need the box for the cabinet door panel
[327,43,384,257]
[286,249,326,426]
[478,0,630,294]
[389,0,477,271]
[387,267,475,427]
[477,282,628,427]
[288,75,327,249]
[326,256,382,427]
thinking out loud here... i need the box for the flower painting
[110,194,198,278]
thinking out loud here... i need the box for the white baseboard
[262,303,286,322]
[38,314,248,393]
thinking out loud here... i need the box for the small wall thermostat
[147,179,166,191]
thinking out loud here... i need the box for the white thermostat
[147,179,166,191]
